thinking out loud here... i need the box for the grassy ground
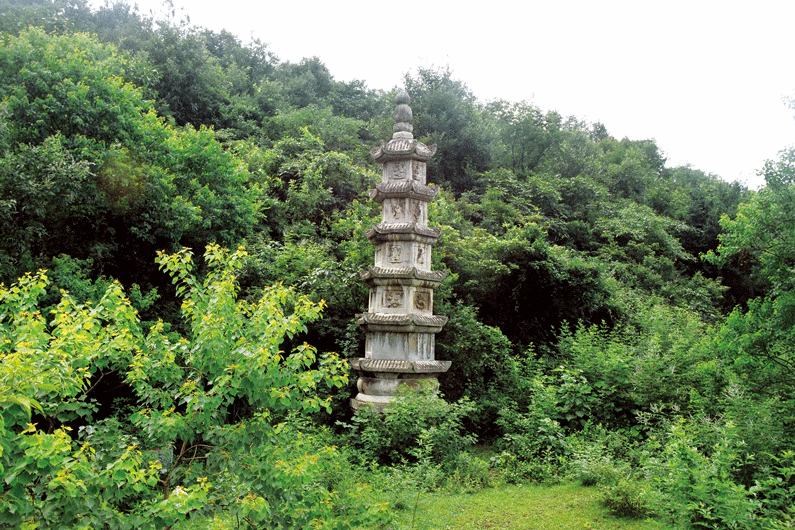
[174,480,674,530]
[386,481,673,530]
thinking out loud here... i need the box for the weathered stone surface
[351,89,450,411]
[356,314,448,334]
[372,240,435,271]
[369,181,439,203]
[366,223,442,242]
[361,266,447,285]
[370,140,437,164]
[350,358,452,373]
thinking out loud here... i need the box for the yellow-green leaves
[0,245,350,527]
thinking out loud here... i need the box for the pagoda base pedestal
[349,358,451,411]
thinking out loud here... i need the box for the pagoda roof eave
[370,139,437,163]
[369,181,439,203]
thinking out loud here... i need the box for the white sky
[94,0,795,189]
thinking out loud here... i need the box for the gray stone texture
[351,89,451,410]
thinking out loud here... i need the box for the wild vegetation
[1,1,794,528]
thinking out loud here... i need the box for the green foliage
[346,384,476,468]
[0,135,92,279]
[652,421,763,530]
[0,245,387,528]
[754,451,795,523]
[567,425,658,518]
[496,405,569,463]
[705,148,795,405]
[600,478,657,519]
[446,452,496,493]
[435,301,514,409]
[744,148,795,281]
[708,147,795,301]
[488,100,562,178]
[0,27,152,149]
[0,28,260,288]
[404,66,494,193]
[131,246,351,526]
[267,104,368,157]
[239,129,376,239]
[0,5,783,528]
[143,22,244,128]
[0,0,95,35]
[440,222,617,347]
[596,137,664,204]
[0,269,158,528]
[554,298,716,428]
[569,429,632,488]
[556,325,638,429]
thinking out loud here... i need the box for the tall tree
[404,67,495,193]
[488,100,562,178]
[0,0,94,35]
[0,29,259,285]
[706,146,795,392]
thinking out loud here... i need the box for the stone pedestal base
[349,358,451,411]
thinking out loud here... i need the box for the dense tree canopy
[3,2,794,528]
[0,28,259,290]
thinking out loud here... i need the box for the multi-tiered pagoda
[350,89,451,410]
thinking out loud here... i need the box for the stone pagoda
[350,89,451,410]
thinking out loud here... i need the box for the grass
[173,479,674,530]
[385,481,674,530]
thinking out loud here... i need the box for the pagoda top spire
[393,89,413,139]
[371,89,436,163]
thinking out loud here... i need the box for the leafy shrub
[447,452,496,493]
[496,407,569,461]
[568,423,644,486]
[492,449,565,484]
[0,245,385,529]
[652,421,762,530]
[556,324,638,429]
[600,478,657,518]
[368,459,445,512]
[345,383,476,467]
[754,450,795,525]
[566,423,658,518]
[571,446,629,488]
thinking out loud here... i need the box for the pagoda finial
[393,89,413,139]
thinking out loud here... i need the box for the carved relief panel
[374,241,432,269]
[411,160,426,185]
[382,286,405,311]
[413,289,432,313]
[415,244,431,270]
[387,242,404,265]
[384,160,410,183]
[408,199,426,224]
[387,198,407,222]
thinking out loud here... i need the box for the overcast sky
[94,0,795,189]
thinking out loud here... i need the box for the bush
[754,450,795,525]
[568,423,641,486]
[492,450,565,484]
[652,421,762,530]
[601,478,657,518]
[367,459,445,512]
[447,452,496,493]
[496,408,569,462]
[345,383,476,467]
[0,245,384,529]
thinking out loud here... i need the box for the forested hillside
[1,2,793,529]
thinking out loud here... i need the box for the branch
[85,368,115,395]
